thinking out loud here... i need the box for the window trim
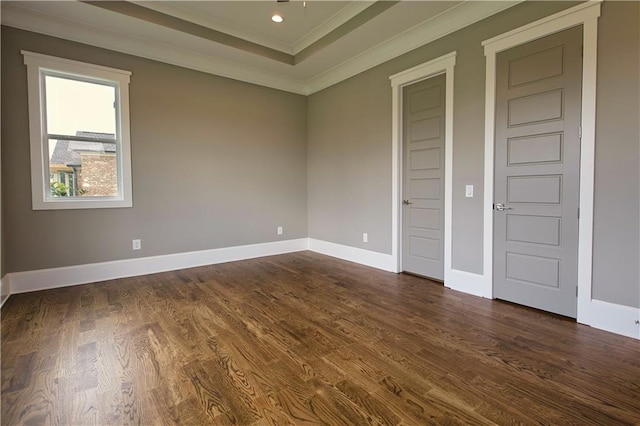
[23,51,133,210]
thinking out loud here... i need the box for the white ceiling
[1,1,521,94]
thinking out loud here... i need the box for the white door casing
[483,2,601,321]
[390,52,456,278]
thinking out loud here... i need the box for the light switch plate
[465,185,474,198]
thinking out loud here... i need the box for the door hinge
[576,286,579,297]
[577,207,580,219]
[578,126,582,140]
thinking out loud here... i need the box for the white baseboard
[6,237,396,295]
[444,268,491,298]
[578,299,640,340]
[7,238,309,294]
[0,275,10,308]
[308,238,396,272]
[5,237,638,342]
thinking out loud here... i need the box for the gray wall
[307,1,579,269]
[307,71,393,254]
[1,26,308,272]
[592,1,640,306]
[307,1,639,308]
[0,22,3,282]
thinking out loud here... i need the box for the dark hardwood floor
[2,251,639,425]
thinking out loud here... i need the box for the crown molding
[1,3,307,94]
[130,1,294,54]
[1,1,521,96]
[303,0,521,95]
[130,1,376,57]
[87,1,294,65]
[291,1,375,55]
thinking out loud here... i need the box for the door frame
[390,52,456,276]
[482,1,601,320]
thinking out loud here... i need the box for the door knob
[403,200,413,205]
[495,203,513,211]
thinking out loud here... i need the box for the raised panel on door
[493,27,582,318]
[402,74,445,280]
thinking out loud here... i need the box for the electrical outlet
[132,239,141,250]
[363,232,368,243]
[277,226,283,235]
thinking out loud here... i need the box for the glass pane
[48,139,118,197]
[45,75,116,137]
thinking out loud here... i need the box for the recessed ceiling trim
[88,1,393,66]
[0,3,307,94]
[130,1,376,57]
[84,1,295,65]
[130,1,293,54]
[1,1,522,96]
[291,1,375,54]
[303,0,522,95]
[294,1,399,65]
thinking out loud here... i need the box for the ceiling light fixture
[271,14,283,23]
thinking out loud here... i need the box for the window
[23,51,133,209]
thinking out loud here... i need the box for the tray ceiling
[1,1,521,94]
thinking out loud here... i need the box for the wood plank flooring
[2,251,639,425]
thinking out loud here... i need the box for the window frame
[23,51,133,210]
